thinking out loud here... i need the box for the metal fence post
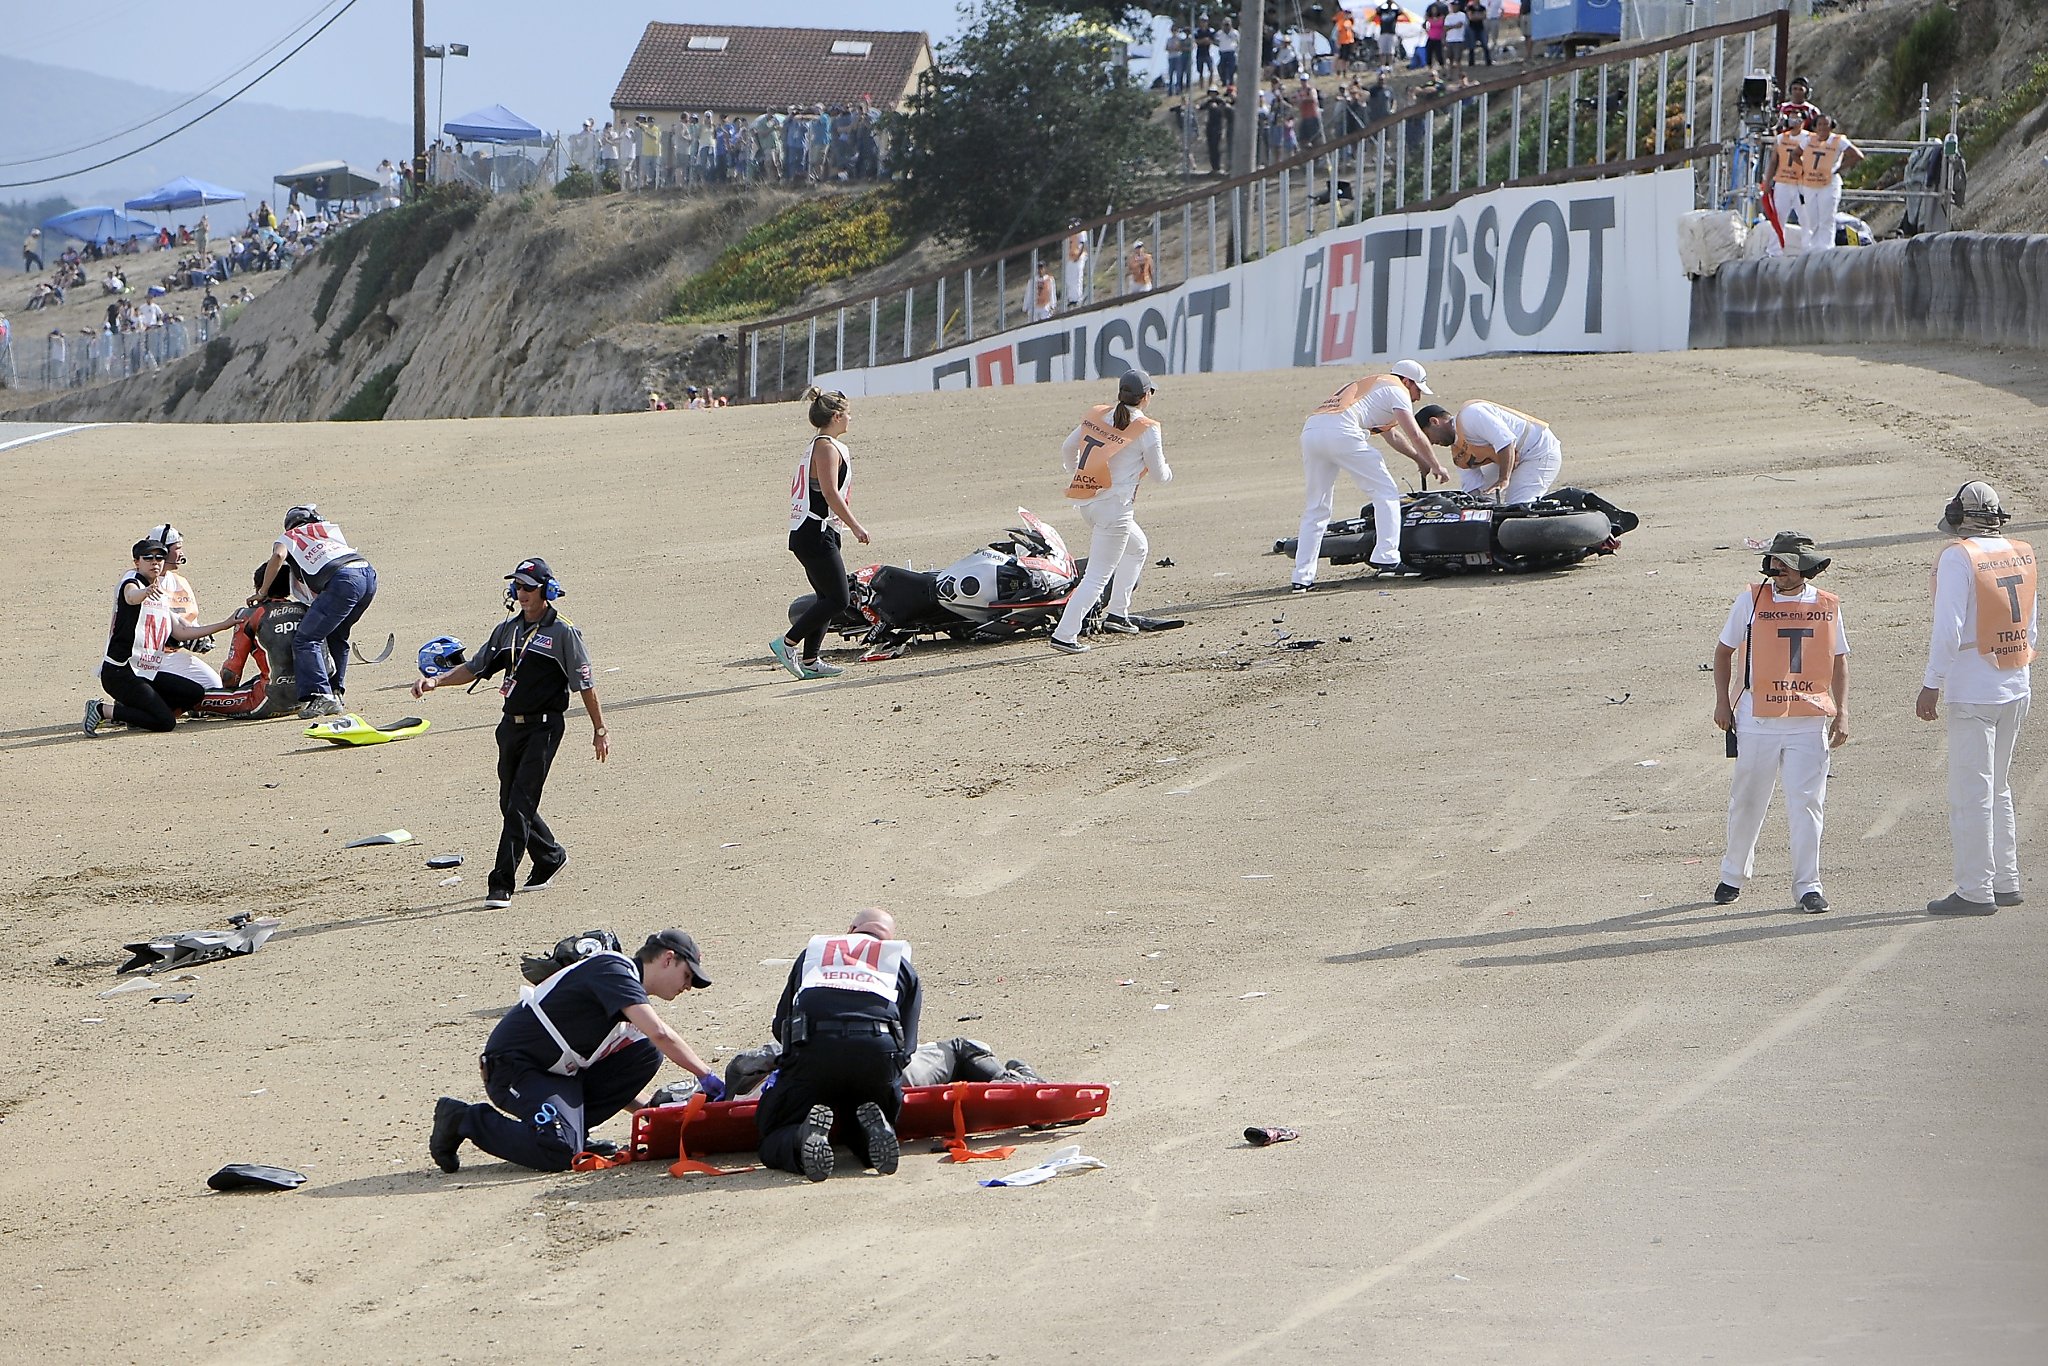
[1540,78,1552,174]
[936,275,946,350]
[1510,86,1522,180]
[996,257,1007,332]
[1376,129,1387,215]
[1656,52,1669,155]
[1626,58,1640,160]
[903,287,913,360]
[806,317,817,384]
[868,299,878,368]
[1567,69,1579,168]
[1423,109,1436,201]
[965,269,975,343]
[1478,91,1489,186]
[1281,166,1291,248]
[1451,101,1463,192]
[1207,194,1216,274]
[835,307,845,373]
[1597,63,1609,163]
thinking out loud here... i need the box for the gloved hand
[697,1072,727,1102]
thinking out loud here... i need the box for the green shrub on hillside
[555,166,598,199]
[326,186,487,358]
[1964,52,2048,160]
[1887,6,1960,117]
[332,363,404,421]
[663,191,911,323]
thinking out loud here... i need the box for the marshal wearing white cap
[1290,358,1447,590]
[1918,481,2036,915]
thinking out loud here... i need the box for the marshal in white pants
[1946,697,2028,902]
[1767,182,1804,256]
[1720,725,1831,898]
[1457,432,1563,504]
[1053,496,1147,643]
[1294,423,1402,586]
[1802,185,1840,252]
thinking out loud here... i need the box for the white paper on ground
[978,1144,1106,1188]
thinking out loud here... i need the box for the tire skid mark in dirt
[938,758,1256,897]
[1209,922,1933,1364]
[1863,748,1947,841]
[1530,999,1656,1090]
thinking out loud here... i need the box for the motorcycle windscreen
[1014,508,1076,578]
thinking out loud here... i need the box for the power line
[0,0,354,169]
[0,0,365,191]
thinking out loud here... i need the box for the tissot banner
[815,169,1693,397]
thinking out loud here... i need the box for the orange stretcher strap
[570,1149,632,1172]
[666,1092,746,1178]
[941,1084,1017,1163]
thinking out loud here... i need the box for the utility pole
[412,0,428,190]
[1231,0,1263,178]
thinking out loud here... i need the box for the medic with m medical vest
[755,909,923,1183]
[250,504,377,719]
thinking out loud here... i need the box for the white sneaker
[1049,635,1090,654]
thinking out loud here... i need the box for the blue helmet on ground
[417,636,466,678]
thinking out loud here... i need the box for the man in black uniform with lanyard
[757,908,922,1182]
[430,928,723,1173]
[410,558,609,909]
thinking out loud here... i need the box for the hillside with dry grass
[5,3,2039,426]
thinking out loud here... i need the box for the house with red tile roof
[611,23,933,122]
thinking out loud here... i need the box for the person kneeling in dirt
[431,929,723,1174]
[193,566,320,719]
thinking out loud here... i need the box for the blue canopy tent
[124,177,247,213]
[41,205,159,245]
[440,105,550,192]
[442,104,544,143]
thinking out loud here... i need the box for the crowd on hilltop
[564,101,895,191]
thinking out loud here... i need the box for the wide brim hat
[1763,530,1830,576]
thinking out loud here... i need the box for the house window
[829,40,873,56]
[687,36,729,51]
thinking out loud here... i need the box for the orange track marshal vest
[1067,405,1159,499]
[1737,586,1841,718]
[1962,539,2037,669]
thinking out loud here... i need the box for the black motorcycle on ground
[1274,487,1639,576]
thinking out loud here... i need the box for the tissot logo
[813,171,1690,398]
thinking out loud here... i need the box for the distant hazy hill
[0,56,411,223]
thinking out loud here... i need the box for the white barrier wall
[817,170,1695,397]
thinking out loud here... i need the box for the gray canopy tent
[273,160,385,210]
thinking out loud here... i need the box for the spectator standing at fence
[1218,19,1239,88]
[1194,18,1217,86]
[1028,262,1057,321]
[1126,240,1155,295]
[1799,113,1862,254]
[1297,77,1323,146]
[1202,86,1234,173]
[1062,225,1089,313]
[1422,3,1448,70]
[1166,27,1187,95]
[1443,4,1467,67]
[599,123,620,180]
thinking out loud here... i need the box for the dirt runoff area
[2,345,2044,1364]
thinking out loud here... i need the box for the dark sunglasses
[138,552,168,561]
[512,580,542,592]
